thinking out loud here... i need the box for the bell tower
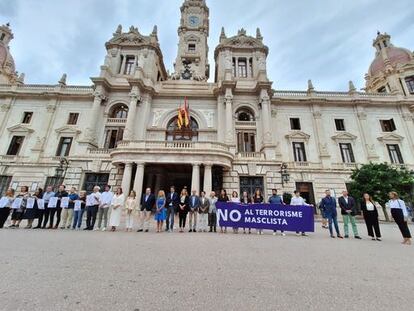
[172,0,209,81]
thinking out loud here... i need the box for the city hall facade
[0,0,414,205]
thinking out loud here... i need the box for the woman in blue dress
[154,190,166,233]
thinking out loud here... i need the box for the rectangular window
[67,113,79,125]
[290,118,301,130]
[238,58,247,78]
[124,56,135,75]
[339,143,355,163]
[293,142,307,162]
[188,43,196,52]
[232,57,236,77]
[22,112,33,124]
[82,173,109,194]
[0,33,5,41]
[239,176,264,198]
[237,132,256,153]
[7,136,24,156]
[405,76,414,94]
[56,137,73,157]
[104,128,124,149]
[387,144,404,164]
[380,119,396,132]
[335,119,346,131]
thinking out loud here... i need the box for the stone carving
[58,73,67,86]
[224,50,232,70]
[32,136,45,151]
[200,110,214,128]
[152,109,165,127]
[1,102,11,112]
[258,55,266,71]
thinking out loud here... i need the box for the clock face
[188,15,200,27]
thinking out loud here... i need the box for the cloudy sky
[1,0,413,91]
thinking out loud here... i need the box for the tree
[348,162,414,221]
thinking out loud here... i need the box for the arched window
[110,104,128,119]
[236,107,255,122]
[166,117,199,141]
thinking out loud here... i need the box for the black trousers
[0,208,10,228]
[391,209,412,239]
[178,212,187,228]
[48,208,57,227]
[55,208,62,227]
[363,211,381,238]
[209,213,217,231]
[35,209,45,228]
[86,205,99,229]
[42,205,49,228]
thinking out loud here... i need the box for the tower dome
[365,32,414,94]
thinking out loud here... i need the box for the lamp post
[54,158,69,189]
[280,163,290,187]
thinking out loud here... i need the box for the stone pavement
[0,223,413,311]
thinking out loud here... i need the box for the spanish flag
[177,97,190,129]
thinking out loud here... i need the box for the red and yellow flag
[177,97,190,129]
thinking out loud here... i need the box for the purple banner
[216,202,315,232]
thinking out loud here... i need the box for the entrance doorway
[144,164,195,195]
[295,182,316,213]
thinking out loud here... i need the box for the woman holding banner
[252,188,264,235]
[218,189,230,233]
[231,191,240,234]
[0,188,14,228]
[9,186,30,228]
[241,191,251,234]
[23,188,43,229]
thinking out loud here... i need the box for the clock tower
[172,0,210,81]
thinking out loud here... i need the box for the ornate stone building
[0,0,413,205]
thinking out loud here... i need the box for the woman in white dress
[109,188,125,232]
[124,190,138,232]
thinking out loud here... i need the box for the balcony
[236,152,265,160]
[331,162,359,170]
[235,121,257,128]
[106,118,127,125]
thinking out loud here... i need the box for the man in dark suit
[188,190,200,232]
[165,186,179,232]
[338,190,361,239]
[320,190,343,239]
[137,187,155,232]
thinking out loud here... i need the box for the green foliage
[348,162,414,206]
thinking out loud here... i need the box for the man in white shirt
[290,190,313,236]
[96,185,113,231]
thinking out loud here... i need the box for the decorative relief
[200,109,214,128]
[152,109,165,127]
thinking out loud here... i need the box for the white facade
[0,0,413,205]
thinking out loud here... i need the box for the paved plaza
[0,222,413,311]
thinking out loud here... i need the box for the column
[203,164,212,194]
[260,89,272,145]
[191,163,200,193]
[137,95,151,140]
[123,88,140,141]
[311,104,330,162]
[154,173,163,194]
[133,162,145,205]
[224,89,234,144]
[121,163,133,195]
[119,55,126,75]
[83,90,104,144]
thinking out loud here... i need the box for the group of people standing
[319,189,412,245]
[0,184,412,245]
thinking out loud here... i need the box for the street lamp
[281,163,290,187]
[54,158,69,188]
